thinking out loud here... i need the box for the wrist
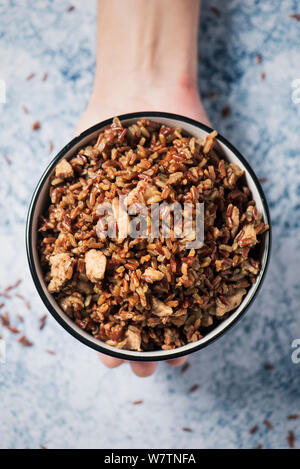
[91,68,198,104]
[93,0,200,102]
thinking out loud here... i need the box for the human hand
[75,77,210,137]
[75,0,210,377]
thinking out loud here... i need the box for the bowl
[26,112,271,361]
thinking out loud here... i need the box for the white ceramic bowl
[26,112,271,361]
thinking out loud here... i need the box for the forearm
[93,0,201,98]
[77,0,208,134]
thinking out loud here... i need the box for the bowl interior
[27,113,271,361]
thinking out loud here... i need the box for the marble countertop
[0,0,300,449]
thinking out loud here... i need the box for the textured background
[0,0,300,449]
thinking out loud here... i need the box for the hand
[75,0,210,377]
[75,78,210,136]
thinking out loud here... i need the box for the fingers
[99,353,187,376]
[130,361,158,377]
[99,353,124,368]
[99,354,157,377]
[166,356,188,367]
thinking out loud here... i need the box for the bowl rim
[26,111,271,361]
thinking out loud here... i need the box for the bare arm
[76,0,209,134]
[93,0,200,97]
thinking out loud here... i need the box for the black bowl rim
[26,111,272,362]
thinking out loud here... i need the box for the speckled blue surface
[0,0,300,449]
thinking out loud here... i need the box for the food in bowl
[38,118,269,351]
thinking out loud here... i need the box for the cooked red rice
[38,118,268,351]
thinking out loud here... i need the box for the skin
[76,0,210,377]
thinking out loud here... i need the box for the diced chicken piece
[126,180,148,206]
[55,159,74,179]
[48,253,75,292]
[215,288,246,317]
[152,297,173,317]
[142,267,164,283]
[125,326,142,351]
[236,224,257,247]
[231,205,240,237]
[242,260,260,275]
[245,205,256,222]
[59,294,84,315]
[167,172,183,185]
[126,180,161,206]
[144,184,162,204]
[229,163,244,179]
[85,249,107,283]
